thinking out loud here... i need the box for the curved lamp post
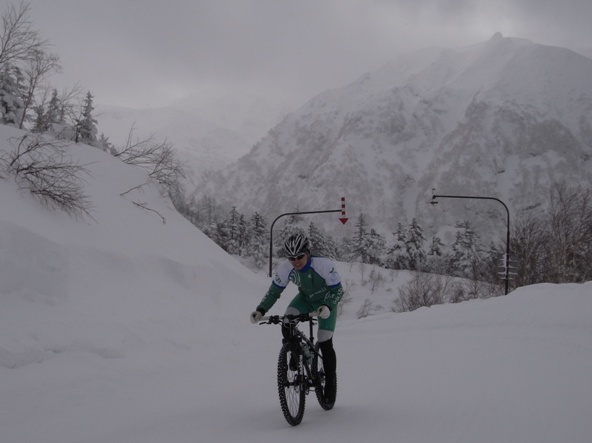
[269,209,342,277]
[431,193,511,295]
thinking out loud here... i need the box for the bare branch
[128,200,166,224]
[18,47,61,128]
[0,133,93,219]
[114,126,186,196]
[0,2,49,67]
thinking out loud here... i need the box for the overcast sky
[20,0,592,109]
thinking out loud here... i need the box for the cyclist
[250,233,344,407]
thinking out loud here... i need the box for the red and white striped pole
[339,197,348,224]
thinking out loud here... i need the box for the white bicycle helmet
[284,233,310,257]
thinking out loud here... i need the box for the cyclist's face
[288,253,308,270]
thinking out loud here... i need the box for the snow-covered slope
[0,124,263,370]
[194,34,592,241]
[0,124,591,442]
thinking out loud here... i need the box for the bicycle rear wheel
[277,342,306,425]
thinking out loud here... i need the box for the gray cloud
[21,0,592,108]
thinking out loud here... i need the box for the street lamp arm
[431,193,511,294]
[432,194,509,218]
[269,209,342,277]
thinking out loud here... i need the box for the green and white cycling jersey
[257,256,344,315]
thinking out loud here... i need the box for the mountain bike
[259,312,334,426]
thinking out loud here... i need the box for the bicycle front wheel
[277,343,306,425]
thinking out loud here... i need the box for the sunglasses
[288,254,306,262]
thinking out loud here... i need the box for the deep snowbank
[0,125,590,443]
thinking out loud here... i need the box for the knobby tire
[277,343,305,425]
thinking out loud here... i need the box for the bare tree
[394,272,450,312]
[1,2,61,130]
[18,47,61,129]
[114,126,186,196]
[0,2,48,68]
[511,214,548,286]
[55,85,84,129]
[0,133,93,219]
[546,183,592,282]
[448,278,503,303]
[367,267,386,293]
[356,298,384,319]
[511,182,592,285]
[336,279,355,317]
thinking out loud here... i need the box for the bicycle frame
[261,314,321,373]
[285,314,321,368]
[259,312,332,425]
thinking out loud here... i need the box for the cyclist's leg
[282,294,314,342]
[318,304,337,343]
[282,296,313,372]
[318,312,337,404]
[318,335,336,375]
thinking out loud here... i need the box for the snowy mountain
[575,47,592,60]
[96,92,293,187]
[193,34,592,242]
[1,123,591,442]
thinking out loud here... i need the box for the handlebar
[259,312,318,325]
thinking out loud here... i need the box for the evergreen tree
[338,235,356,262]
[324,234,339,259]
[428,235,444,256]
[426,235,446,273]
[405,218,427,270]
[224,206,243,255]
[250,212,267,239]
[18,50,61,129]
[350,213,369,262]
[449,220,484,278]
[386,222,408,269]
[482,241,503,284]
[248,212,268,268]
[31,103,46,132]
[307,220,337,258]
[197,195,220,228]
[213,221,230,252]
[75,91,97,144]
[32,89,65,134]
[185,195,223,232]
[97,133,116,154]
[366,228,386,265]
[46,88,62,125]
[237,212,248,254]
[307,221,323,254]
[0,65,25,126]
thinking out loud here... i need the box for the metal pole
[269,209,341,277]
[431,194,511,295]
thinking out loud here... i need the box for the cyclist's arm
[256,261,292,314]
[257,282,285,315]
[311,257,345,311]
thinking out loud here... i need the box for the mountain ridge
[192,35,592,242]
